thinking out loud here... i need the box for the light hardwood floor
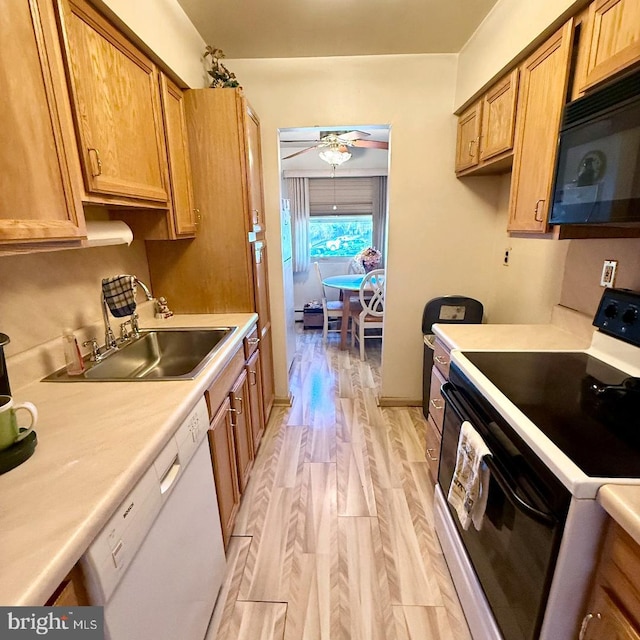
[206,328,471,640]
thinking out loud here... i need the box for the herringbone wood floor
[205,328,471,640]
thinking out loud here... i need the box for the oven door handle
[442,383,557,527]
[482,455,557,526]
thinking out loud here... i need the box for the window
[309,214,372,258]
[308,177,381,259]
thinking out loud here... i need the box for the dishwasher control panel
[81,397,210,603]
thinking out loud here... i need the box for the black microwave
[549,69,640,226]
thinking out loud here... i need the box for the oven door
[438,380,567,640]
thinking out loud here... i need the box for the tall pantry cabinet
[145,88,275,419]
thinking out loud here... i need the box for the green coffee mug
[0,395,38,451]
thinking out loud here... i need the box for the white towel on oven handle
[447,420,491,531]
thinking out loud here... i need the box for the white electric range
[434,288,640,640]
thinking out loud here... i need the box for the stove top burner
[463,351,640,478]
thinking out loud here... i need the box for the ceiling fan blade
[282,145,318,160]
[338,130,371,141]
[352,140,389,150]
[280,138,321,144]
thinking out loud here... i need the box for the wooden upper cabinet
[0,0,84,244]
[580,0,640,92]
[455,68,519,176]
[508,20,574,233]
[455,101,482,172]
[57,0,169,204]
[160,75,197,237]
[480,68,519,162]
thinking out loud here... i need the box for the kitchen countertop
[434,319,640,553]
[432,322,592,352]
[597,485,640,546]
[0,312,257,606]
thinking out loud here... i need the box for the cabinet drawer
[205,346,245,420]
[428,366,446,433]
[244,325,260,359]
[433,339,451,378]
[425,415,441,485]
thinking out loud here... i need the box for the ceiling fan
[281,130,389,162]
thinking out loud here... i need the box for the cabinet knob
[534,199,545,222]
[247,337,260,345]
[249,369,257,385]
[430,399,444,411]
[434,355,449,366]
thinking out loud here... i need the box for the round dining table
[322,274,365,349]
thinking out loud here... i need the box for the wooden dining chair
[350,269,385,360]
[314,262,346,343]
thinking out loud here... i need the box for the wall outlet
[600,260,618,287]
[503,248,511,267]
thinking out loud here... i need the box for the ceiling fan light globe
[318,148,352,166]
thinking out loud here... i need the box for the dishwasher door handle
[160,455,181,495]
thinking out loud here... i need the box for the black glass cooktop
[462,351,640,478]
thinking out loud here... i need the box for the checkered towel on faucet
[102,275,137,318]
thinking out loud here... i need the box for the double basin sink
[44,327,236,382]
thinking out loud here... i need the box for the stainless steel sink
[44,327,236,382]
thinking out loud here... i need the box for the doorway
[277,125,390,370]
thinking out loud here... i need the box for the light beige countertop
[598,485,640,546]
[0,312,257,606]
[432,323,592,352]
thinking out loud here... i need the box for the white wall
[228,55,502,403]
[455,0,585,109]
[97,0,206,88]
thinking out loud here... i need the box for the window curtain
[286,177,310,273]
[372,177,387,262]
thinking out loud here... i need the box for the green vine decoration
[203,46,240,88]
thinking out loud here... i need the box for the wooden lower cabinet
[246,349,265,454]
[46,565,89,606]
[230,369,254,493]
[206,329,267,547]
[579,519,640,639]
[425,415,441,484]
[208,396,241,548]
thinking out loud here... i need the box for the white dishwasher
[82,397,226,640]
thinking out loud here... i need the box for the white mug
[0,395,38,451]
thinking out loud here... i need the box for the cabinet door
[160,75,197,237]
[246,349,265,454]
[59,0,169,203]
[508,21,574,233]
[253,240,272,330]
[581,587,640,639]
[455,101,482,172]
[260,325,275,422]
[581,0,640,92]
[428,366,446,433]
[230,369,254,493]
[425,415,441,485]
[0,0,84,243]
[208,397,240,548]
[244,102,265,231]
[480,69,519,162]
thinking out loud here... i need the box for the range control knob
[622,307,638,324]
[604,302,619,319]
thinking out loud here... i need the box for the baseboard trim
[273,393,293,407]
[378,397,422,407]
